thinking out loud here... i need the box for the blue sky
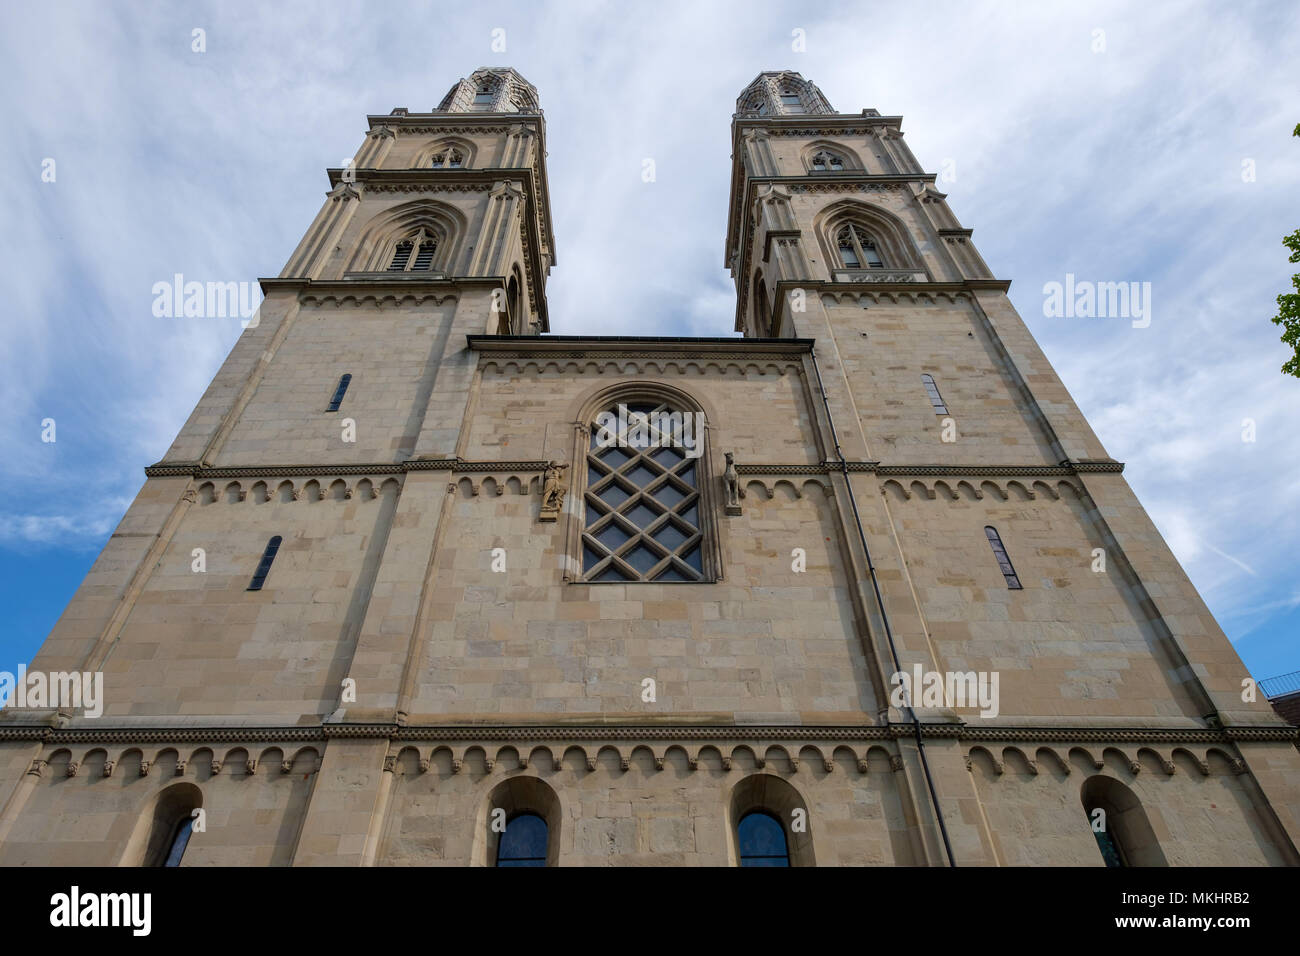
[2,1,1297,682]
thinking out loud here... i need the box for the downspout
[809,348,957,867]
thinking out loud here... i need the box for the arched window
[140,783,202,867]
[480,777,561,866]
[327,373,351,412]
[582,401,706,582]
[431,147,463,169]
[1081,776,1168,867]
[248,536,282,592]
[983,526,1022,590]
[811,150,844,172]
[737,811,790,867]
[386,228,439,272]
[495,812,548,867]
[162,817,195,867]
[728,774,814,866]
[836,224,884,268]
[920,373,947,415]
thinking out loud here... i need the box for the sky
[1,1,1297,685]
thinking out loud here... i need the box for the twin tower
[2,69,1296,867]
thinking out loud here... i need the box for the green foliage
[1272,231,1300,377]
[1272,125,1300,377]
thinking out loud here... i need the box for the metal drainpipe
[809,348,957,868]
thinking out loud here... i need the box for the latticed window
[431,148,463,169]
[811,150,844,172]
[582,401,705,583]
[836,224,883,268]
[387,229,438,271]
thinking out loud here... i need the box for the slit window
[921,373,948,415]
[247,535,282,592]
[984,526,1022,589]
[327,373,351,412]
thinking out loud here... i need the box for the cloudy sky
[2,1,1297,685]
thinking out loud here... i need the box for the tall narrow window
[984,526,1022,590]
[582,401,707,583]
[737,811,790,867]
[388,240,413,271]
[162,817,194,867]
[920,373,948,415]
[248,535,282,592]
[495,813,548,867]
[836,224,883,268]
[754,274,771,336]
[327,373,351,412]
[501,273,520,335]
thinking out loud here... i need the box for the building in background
[1,69,1296,866]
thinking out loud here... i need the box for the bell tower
[279,66,554,337]
[726,70,992,340]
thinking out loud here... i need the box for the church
[1,68,1296,866]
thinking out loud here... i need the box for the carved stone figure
[723,452,742,515]
[539,460,568,521]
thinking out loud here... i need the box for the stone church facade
[1,69,1296,866]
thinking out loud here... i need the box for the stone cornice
[2,722,1290,746]
[142,460,1124,481]
[259,275,503,300]
[143,459,552,479]
[467,335,815,358]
